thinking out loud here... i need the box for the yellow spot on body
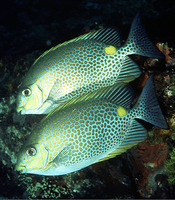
[105,45,117,55]
[117,106,127,117]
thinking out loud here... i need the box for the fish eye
[26,147,37,156]
[22,88,31,97]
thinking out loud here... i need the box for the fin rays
[118,56,141,82]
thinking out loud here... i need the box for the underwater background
[0,0,175,198]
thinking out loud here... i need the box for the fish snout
[15,163,26,173]
[16,106,24,113]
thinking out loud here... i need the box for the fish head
[16,83,46,114]
[15,142,50,174]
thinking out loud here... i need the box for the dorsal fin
[101,82,135,108]
[82,28,122,47]
[59,28,122,47]
[33,28,121,65]
[43,83,135,121]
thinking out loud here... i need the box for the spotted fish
[15,75,168,176]
[16,13,163,115]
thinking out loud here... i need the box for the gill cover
[16,143,49,173]
[16,84,43,114]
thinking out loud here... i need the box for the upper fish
[15,75,169,176]
[16,13,164,114]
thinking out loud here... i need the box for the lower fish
[15,75,168,176]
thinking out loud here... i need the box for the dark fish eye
[22,88,31,97]
[27,147,37,156]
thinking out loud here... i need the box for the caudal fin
[125,13,164,59]
[135,75,169,129]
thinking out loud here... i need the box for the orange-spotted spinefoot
[16,13,164,114]
[15,75,168,176]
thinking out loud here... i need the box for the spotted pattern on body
[16,98,133,174]
[37,100,130,166]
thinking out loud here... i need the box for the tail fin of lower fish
[134,75,169,129]
[125,13,164,59]
[101,75,169,159]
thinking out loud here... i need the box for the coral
[156,43,175,66]
[130,139,168,198]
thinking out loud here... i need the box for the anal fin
[118,56,141,83]
[94,145,134,164]
[94,120,147,164]
[121,119,147,146]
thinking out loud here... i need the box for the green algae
[165,147,175,184]
[17,174,75,199]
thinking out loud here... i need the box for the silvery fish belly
[16,13,164,114]
[15,76,168,176]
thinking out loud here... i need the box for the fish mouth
[16,107,34,115]
[16,106,24,113]
[15,164,26,173]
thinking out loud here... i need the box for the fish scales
[16,100,132,175]
[16,76,169,176]
[20,40,121,103]
[16,13,164,114]
[34,100,126,159]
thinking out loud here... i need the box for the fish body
[16,76,168,176]
[16,13,163,114]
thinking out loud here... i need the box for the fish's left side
[16,13,164,115]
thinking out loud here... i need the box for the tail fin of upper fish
[125,13,164,59]
[134,75,169,129]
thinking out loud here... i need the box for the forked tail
[125,13,164,59]
[134,75,169,129]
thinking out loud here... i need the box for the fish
[16,13,164,115]
[15,75,169,176]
